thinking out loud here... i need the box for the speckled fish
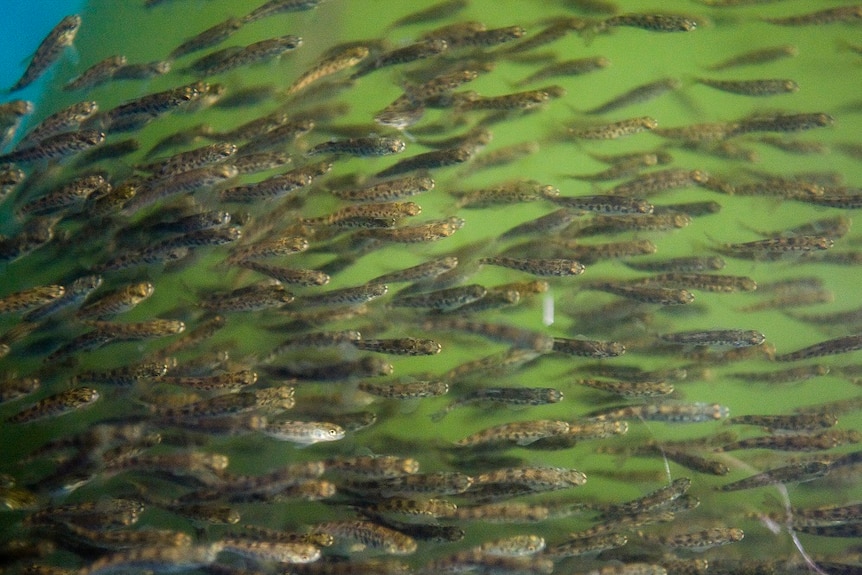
[776,333,862,362]
[716,430,861,452]
[89,319,186,341]
[18,101,99,148]
[140,142,236,177]
[587,283,695,305]
[243,0,328,23]
[239,262,330,287]
[200,283,295,312]
[551,194,653,215]
[763,5,862,25]
[713,235,833,260]
[353,39,448,79]
[219,537,320,563]
[19,174,108,216]
[78,544,222,575]
[643,528,744,551]
[8,387,100,424]
[716,461,829,491]
[159,370,258,392]
[169,17,244,60]
[659,329,765,348]
[102,81,210,129]
[567,116,658,140]
[76,282,154,320]
[455,419,571,447]
[313,520,417,555]
[353,338,441,356]
[75,361,169,387]
[188,35,302,76]
[368,256,458,285]
[733,112,834,135]
[0,285,65,315]
[306,136,405,158]
[695,78,799,96]
[356,214,461,242]
[332,175,435,203]
[0,129,104,164]
[286,46,368,96]
[479,257,585,277]
[475,534,545,556]
[10,15,81,92]
[358,379,448,399]
[603,12,699,32]
[730,411,838,431]
[392,284,486,311]
[590,401,729,423]
[431,387,562,421]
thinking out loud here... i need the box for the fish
[567,116,658,140]
[8,387,100,424]
[187,35,303,76]
[659,329,766,348]
[763,6,862,26]
[10,15,81,92]
[0,130,105,164]
[707,44,798,71]
[695,78,800,96]
[478,257,585,277]
[586,78,680,115]
[169,17,244,60]
[259,420,346,445]
[243,0,329,23]
[455,420,571,447]
[603,13,699,32]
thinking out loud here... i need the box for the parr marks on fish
[8,387,100,424]
[10,14,81,92]
[455,419,571,447]
[479,257,584,277]
[567,117,658,140]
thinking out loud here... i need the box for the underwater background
[1,0,862,573]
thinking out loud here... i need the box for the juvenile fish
[659,329,765,348]
[18,101,99,148]
[776,333,862,362]
[188,35,302,76]
[8,387,100,424]
[708,45,798,70]
[357,379,449,399]
[313,520,417,555]
[0,285,65,315]
[307,136,405,158]
[590,401,729,423]
[0,130,104,164]
[77,282,154,320]
[201,282,296,312]
[763,6,862,26]
[587,78,680,115]
[288,46,369,95]
[603,13,699,32]
[392,284,486,311]
[375,146,473,178]
[431,387,562,421]
[716,430,861,452]
[243,0,328,23]
[64,55,127,91]
[587,283,695,305]
[515,57,610,87]
[695,78,799,96]
[259,420,346,445]
[717,462,829,491]
[332,175,435,203]
[479,257,585,277]
[169,17,244,60]
[455,420,571,447]
[567,116,658,140]
[10,15,81,92]
[354,338,441,356]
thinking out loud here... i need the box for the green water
[2,0,862,572]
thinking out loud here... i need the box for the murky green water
[2,0,862,572]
